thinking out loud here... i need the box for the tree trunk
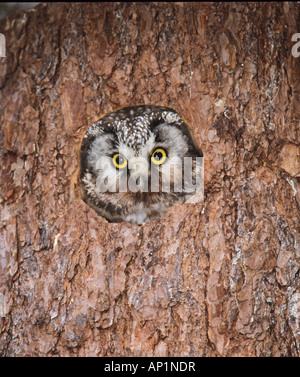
[0,2,299,357]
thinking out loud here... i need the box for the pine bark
[0,2,299,356]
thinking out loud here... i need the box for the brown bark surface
[0,2,299,356]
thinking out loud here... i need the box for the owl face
[80,106,203,224]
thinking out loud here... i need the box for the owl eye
[151,148,167,165]
[112,153,127,169]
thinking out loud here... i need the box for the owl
[80,105,203,224]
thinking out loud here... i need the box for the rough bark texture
[0,2,300,356]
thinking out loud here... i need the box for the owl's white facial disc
[80,105,203,224]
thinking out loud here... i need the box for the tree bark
[0,2,299,356]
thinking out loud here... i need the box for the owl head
[80,105,203,224]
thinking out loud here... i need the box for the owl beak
[128,158,149,193]
[136,176,147,193]
[136,178,143,193]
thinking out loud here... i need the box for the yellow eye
[151,148,167,165]
[112,153,127,169]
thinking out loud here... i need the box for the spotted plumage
[80,105,203,224]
